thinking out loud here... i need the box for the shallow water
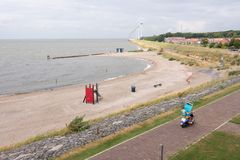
[0,39,148,95]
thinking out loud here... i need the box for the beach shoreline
[0,53,150,97]
[0,51,217,147]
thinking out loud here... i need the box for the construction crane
[128,22,143,40]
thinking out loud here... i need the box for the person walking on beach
[186,72,193,84]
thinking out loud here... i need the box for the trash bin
[131,85,136,92]
[116,48,124,53]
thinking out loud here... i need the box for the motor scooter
[180,114,194,128]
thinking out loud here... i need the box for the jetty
[50,53,105,60]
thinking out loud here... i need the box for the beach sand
[0,52,215,147]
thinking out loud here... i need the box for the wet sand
[0,52,215,147]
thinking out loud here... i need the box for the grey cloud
[0,0,239,38]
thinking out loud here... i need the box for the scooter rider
[181,102,194,124]
[181,106,187,117]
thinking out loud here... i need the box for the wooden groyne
[50,53,105,60]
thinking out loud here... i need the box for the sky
[0,0,240,39]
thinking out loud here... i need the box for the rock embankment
[1,76,240,160]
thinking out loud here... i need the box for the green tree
[229,38,240,49]
[201,38,209,47]
[209,43,215,48]
[215,43,223,48]
[233,39,240,49]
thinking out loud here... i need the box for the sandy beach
[0,52,216,147]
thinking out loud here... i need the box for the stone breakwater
[1,76,240,160]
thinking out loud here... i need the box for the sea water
[0,39,148,95]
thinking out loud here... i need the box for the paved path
[90,91,240,160]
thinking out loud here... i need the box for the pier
[50,53,105,60]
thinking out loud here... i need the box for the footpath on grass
[90,90,240,160]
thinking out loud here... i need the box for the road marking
[181,113,240,153]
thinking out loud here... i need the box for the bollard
[159,144,164,160]
[131,85,136,92]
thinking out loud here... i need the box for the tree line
[201,38,240,49]
[143,30,240,42]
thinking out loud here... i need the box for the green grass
[58,82,240,160]
[231,115,240,124]
[132,39,236,68]
[169,131,240,160]
[162,51,201,66]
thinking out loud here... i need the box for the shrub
[188,62,194,66]
[228,70,240,76]
[233,55,239,59]
[201,38,208,46]
[147,47,156,51]
[187,61,195,66]
[68,116,90,133]
[231,60,236,65]
[237,58,240,65]
[209,43,215,48]
[177,92,185,98]
[169,57,176,61]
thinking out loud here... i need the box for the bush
[68,116,90,133]
[209,43,215,48]
[228,70,240,76]
[147,47,156,51]
[237,58,240,65]
[187,61,195,66]
[201,38,208,46]
[233,55,239,59]
[169,57,176,61]
[231,60,236,65]
[230,56,240,66]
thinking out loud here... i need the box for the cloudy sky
[0,0,240,39]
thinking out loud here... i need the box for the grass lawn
[169,131,240,160]
[57,83,240,160]
[231,115,240,124]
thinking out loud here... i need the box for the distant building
[208,38,231,44]
[165,37,201,45]
[186,38,201,45]
[164,37,186,44]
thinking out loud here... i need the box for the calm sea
[0,39,148,95]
